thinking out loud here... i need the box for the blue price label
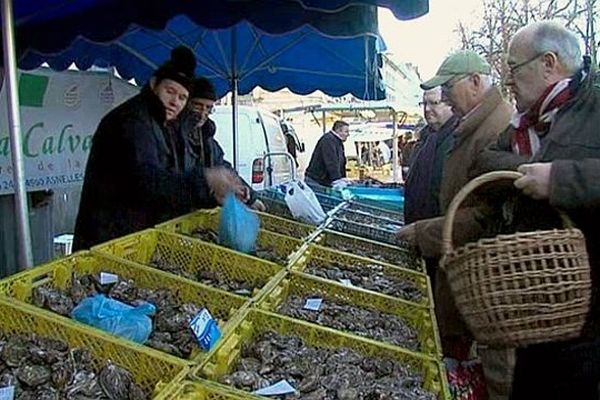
[189,308,221,351]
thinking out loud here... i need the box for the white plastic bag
[284,180,326,225]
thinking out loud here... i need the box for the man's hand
[514,162,552,200]
[250,199,266,212]
[396,222,417,246]
[205,167,240,204]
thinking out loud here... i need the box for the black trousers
[510,337,600,400]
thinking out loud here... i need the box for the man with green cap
[396,50,514,400]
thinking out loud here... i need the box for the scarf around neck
[510,75,580,157]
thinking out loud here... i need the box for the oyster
[306,260,422,302]
[2,336,29,367]
[32,287,74,316]
[277,295,420,351]
[98,361,133,400]
[16,364,51,387]
[218,331,436,400]
[191,227,219,244]
[51,360,74,390]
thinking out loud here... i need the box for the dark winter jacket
[474,70,600,399]
[185,115,257,207]
[404,116,458,224]
[305,131,346,186]
[73,87,210,250]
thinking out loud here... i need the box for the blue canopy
[6,1,385,61]
[21,16,386,100]
[293,0,427,19]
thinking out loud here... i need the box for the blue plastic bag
[71,295,155,344]
[219,192,260,253]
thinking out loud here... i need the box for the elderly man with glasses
[396,50,513,399]
[404,87,457,289]
[186,77,266,211]
[472,21,600,400]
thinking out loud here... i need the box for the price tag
[100,272,119,285]
[189,308,221,351]
[0,386,14,400]
[253,380,296,396]
[339,279,353,287]
[303,298,323,311]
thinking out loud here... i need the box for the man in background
[305,120,351,189]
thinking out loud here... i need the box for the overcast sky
[378,0,483,80]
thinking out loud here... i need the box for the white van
[211,105,295,190]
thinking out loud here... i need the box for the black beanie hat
[153,46,196,90]
[191,76,217,101]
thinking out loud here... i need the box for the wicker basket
[441,171,592,347]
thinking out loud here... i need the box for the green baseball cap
[420,50,491,90]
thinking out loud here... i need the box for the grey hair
[423,86,442,96]
[527,21,582,73]
[479,74,493,89]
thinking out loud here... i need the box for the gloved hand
[205,167,244,205]
[514,163,552,200]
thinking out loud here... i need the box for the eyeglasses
[418,100,445,107]
[507,52,545,76]
[190,100,215,114]
[442,74,469,91]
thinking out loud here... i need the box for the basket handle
[441,170,574,257]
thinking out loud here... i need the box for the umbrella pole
[1,0,33,268]
[232,77,239,172]
[231,27,239,172]
[392,111,398,182]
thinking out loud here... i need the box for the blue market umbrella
[21,15,386,172]
[5,1,425,61]
[21,16,386,99]
[6,1,382,60]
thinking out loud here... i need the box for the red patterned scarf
[510,78,574,157]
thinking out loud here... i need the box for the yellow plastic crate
[92,229,283,299]
[157,209,316,241]
[164,380,251,400]
[0,251,248,363]
[155,211,304,267]
[344,201,405,221]
[0,296,188,399]
[335,208,404,230]
[195,309,451,400]
[327,218,398,245]
[255,272,441,357]
[312,229,426,273]
[290,244,431,306]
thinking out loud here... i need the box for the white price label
[253,380,296,396]
[303,298,323,311]
[100,272,119,285]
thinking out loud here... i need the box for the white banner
[0,68,139,195]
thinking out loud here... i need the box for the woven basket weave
[441,171,592,347]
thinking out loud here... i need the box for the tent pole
[232,77,239,171]
[392,111,398,182]
[231,27,239,171]
[322,110,326,134]
[1,0,33,268]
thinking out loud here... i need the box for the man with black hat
[73,47,243,250]
[186,76,266,211]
